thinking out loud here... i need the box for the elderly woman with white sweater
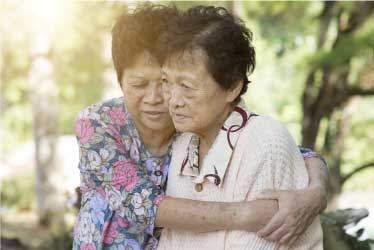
[158,6,323,250]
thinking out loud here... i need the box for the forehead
[127,51,161,71]
[162,49,208,75]
[123,50,162,78]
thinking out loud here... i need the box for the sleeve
[232,116,321,249]
[239,118,310,198]
[232,118,309,249]
[260,125,324,249]
[75,109,165,236]
[299,146,328,167]
[254,121,309,192]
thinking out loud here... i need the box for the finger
[292,219,310,240]
[288,234,300,247]
[257,212,285,237]
[294,219,308,236]
[292,214,313,236]
[279,232,294,245]
[264,223,290,242]
[254,190,281,200]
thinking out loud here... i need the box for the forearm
[305,157,329,191]
[299,146,328,189]
[155,197,277,233]
[305,157,329,212]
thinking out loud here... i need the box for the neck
[136,123,175,157]
[198,105,234,161]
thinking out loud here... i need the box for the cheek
[184,92,201,106]
[123,89,142,111]
[124,87,144,101]
[193,101,218,123]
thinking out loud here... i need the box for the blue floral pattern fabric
[299,147,328,166]
[72,97,326,250]
[73,97,170,250]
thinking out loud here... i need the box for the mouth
[171,112,190,122]
[143,110,166,119]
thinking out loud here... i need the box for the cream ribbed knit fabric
[158,115,323,250]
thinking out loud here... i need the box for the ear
[226,80,243,103]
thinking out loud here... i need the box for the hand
[255,186,327,246]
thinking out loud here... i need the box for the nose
[169,85,185,108]
[144,82,163,104]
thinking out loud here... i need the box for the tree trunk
[324,109,350,197]
[29,31,61,226]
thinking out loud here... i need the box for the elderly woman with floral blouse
[158,6,323,250]
[73,4,328,250]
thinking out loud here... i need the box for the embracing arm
[156,197,277,233]
[305,154,329,211]
[156,150,328,235]
[75,106,277,238]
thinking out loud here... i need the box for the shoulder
[236,115,309,190]
[242,115,293,142]
[238,114,298,156]
[76,97,126,122]
[74,97,128,143]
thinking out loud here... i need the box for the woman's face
[162,50,238,136]
[121,51,174,134]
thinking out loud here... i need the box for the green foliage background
[1,1,373,207]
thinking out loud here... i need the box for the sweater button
[194,183,203,192]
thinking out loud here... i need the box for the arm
[256,148,329,246]
[156,197,277,233]
[305,156,329,212]
[304,154,329,213]
[301,146,329,200]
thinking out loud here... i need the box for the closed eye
[182,83,190,89]
[129,81,147,88]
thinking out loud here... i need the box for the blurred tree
[300,2,374,196]
[29,22,60,226]
[301,2,374,149]
[1,1,123,153]
[245,1,374,198]
[1,1,125,226]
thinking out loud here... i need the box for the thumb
[254,189,281,200]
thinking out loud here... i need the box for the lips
[144,111,165,115]
[143,110,166,119]
[171,112,190,122]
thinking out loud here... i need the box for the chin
[145,119,173,131]
[174,124,191,133]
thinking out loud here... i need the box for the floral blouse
[72,97,326,250]
[73,97,170,250]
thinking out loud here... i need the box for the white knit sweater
[158,115,323,250]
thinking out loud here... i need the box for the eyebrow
[179,74,196,83]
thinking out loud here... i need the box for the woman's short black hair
[162,6,255,102]
[111,3,177,84]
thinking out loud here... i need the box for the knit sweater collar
[180,100,257,187]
